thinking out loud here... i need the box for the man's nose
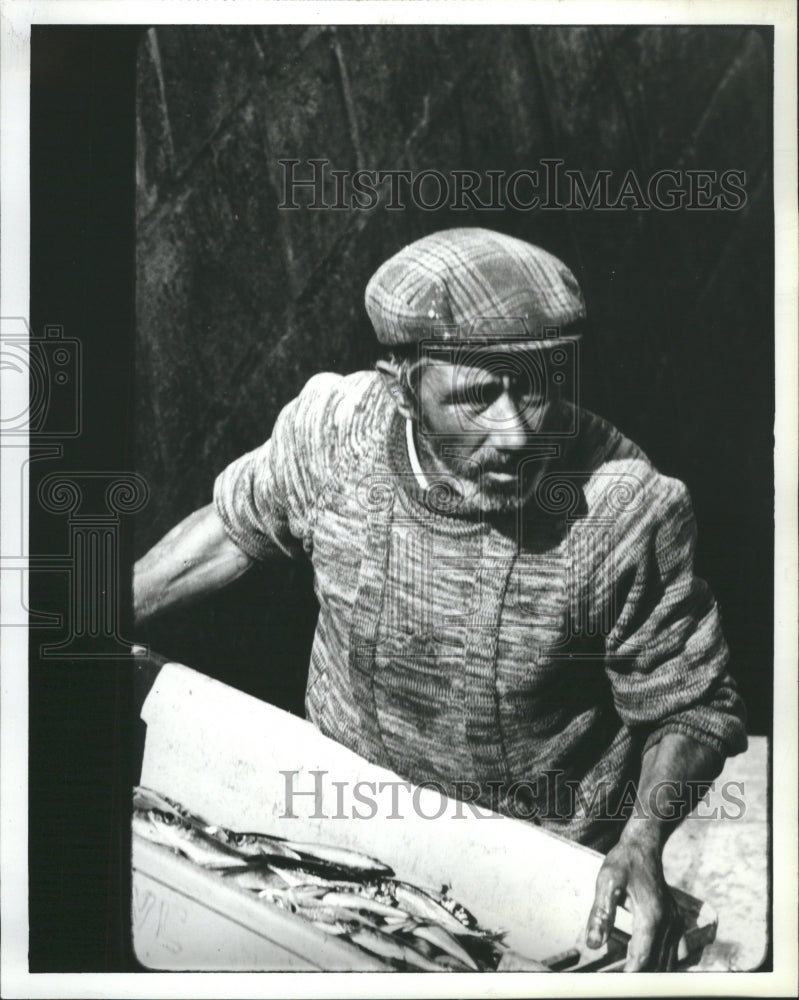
[484,390,531,450]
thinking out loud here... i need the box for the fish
[263,886,384,931]
[259,881,482,971]
[318,890,410,922]
[495,948,552,972]
[267,866,321,888]
[436,889,480,929]
[313,920,350,936]
[347,925,448,971]
[539,947,581,971]
[256,885,333,915]
[133,787,260,858]
[388,881,484,936]
[133,811,176,848]
[225,867,285,892]
[133,786,186,819]
[233,852,380,881]
[133,786,507,972]
[134,788,227,843]
[212,829,302,860]
[133,810,249,869]
[281,840,394,876]
[256,886,300,912]
[283,884,329,905]
[429,953,480,971]
[406,922,480,971]
[133,788,390,875]
[132,788,292,866]
[266,866,362,892]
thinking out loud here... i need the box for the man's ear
[375,359,416,421]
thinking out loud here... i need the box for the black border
[29,25,142,971]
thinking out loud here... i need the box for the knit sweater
[214,371,747,850]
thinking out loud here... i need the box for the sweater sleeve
[212,373,343,562]
[603,478,748,760]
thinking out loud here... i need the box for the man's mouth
[480,452,520,476]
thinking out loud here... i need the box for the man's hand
[586,832,684,970]
[584,731,724,971]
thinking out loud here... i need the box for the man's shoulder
[297,369,382,406]
[292,369,390,448]
[569,407,689,522]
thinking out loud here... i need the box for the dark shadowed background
[133,24,773,733]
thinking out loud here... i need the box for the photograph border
[2,1,796,997]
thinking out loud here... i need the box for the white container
[133,662,716,971]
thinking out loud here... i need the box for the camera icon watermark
[0,318,81,438]
[1,318,148,654]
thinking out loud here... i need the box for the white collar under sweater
[405,417,431,490]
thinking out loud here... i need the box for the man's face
[411,350,563,515]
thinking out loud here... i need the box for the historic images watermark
[278,158,749,212]
[0,317,148,654]
[280,769,747,823]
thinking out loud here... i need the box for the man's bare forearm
[586,732,726,969]
[619,732,724,850]
[133,503,253,625]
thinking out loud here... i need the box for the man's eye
[448,393,483,411]
[471,382,502,405]
[449,390,492,413]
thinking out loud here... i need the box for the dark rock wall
[135,25,772,731]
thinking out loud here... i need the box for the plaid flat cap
[365,228,585,347]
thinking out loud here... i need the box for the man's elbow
[132,503,253,626]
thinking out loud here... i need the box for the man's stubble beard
[413,425,551,517]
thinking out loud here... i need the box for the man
[134,228,747,971]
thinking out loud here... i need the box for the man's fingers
[623,916,658,972]
[623,889,670,971]
[623,882,664,972]
[653,903,684,971]
[586,865,624,949]
[662,932,681,971]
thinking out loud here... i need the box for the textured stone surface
[664,736,769,971]
[153,26,264,176]
[135,25,772,727]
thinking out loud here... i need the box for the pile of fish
[133,785,562,971]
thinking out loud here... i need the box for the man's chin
[476,493,523,515]
[415,441,548,516]
[451,475,536,516]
